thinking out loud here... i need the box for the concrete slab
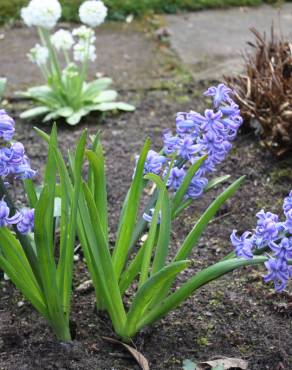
[165,4,292,81]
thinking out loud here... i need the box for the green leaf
[0,228,46,317]
[23,179,38,208]
[90,102,135,112]
[136,256,268,332]
[114,102,136,111]
[183,359,197,370]
[20,106,51,119]
[0,77,7,99]
[125,260,189,338]
[93,90,118,103]
[82,78,113,101]
[56,130,87,319]
[81,182,126,331]
[175,176,245,261]
[171,155,207,216]
[66,109,87,125]
[112,139,151,280]
[43,111,60,122]
[119,241,146,295]
[144,174,171,275]
[205,175,231,192]
[86,147,108,239]
[20,85,61,108]
[56,107,74,118]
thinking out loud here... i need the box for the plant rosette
[18,0,135,126]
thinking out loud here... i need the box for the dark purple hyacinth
[0,142,36,180]
[143,150,167,175]
[254,210,282,247]
[230,230,255,260]
[167,167,186,191]
[187,176,208,199]
[264,258,292,292]
[17,208,35,234]
[204,83,232,108]
[0,110,15,141]
[0,199,22,227]
[284,191,292,233]
[231,191,292,292]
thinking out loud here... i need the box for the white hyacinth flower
[51,29,74,51]
[72,26,96,43]
[79,0,108,28]
[73,42,97,63]
[21,0,62,29]
[28,44,49,66]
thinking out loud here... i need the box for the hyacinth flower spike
[230,189,292,292]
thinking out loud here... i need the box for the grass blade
[112,139,151,279]
[175,176,245,261]
[137,256,268,331]
[125,260,189,338]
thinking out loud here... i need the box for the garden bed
[1,86,292,370]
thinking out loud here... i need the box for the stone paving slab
[0,22,172,96]
[165,4,292,81]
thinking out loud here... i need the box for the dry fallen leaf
[198,356,248,370]
[102,336,150,370]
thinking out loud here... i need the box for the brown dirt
[0,21,179,95]
[1,22,292,370]
[0,85,292,370]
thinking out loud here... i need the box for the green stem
[38,27,67,106]
[75,37,91,109]
[50,318,71,342]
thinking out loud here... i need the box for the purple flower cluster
[141,84,242,203]
[17,208,35,234]
[0,111,36,235]
[0,199,34,235]
[0,110,15,141]
[0,111,35,180]
[231,192,292,292]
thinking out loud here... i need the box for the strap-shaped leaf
[175,176,245,261]
[145,174,171,275]
[119,242,145,295]
[204,175,230,192]
[112,139,151,279]
[20,106,51,119]
[34,185,66,331]
[171,155,207,215]
[23,179,38,208]
[82,183,126,330]
[136,256,268,332]
[0,256,48,319]
[82,78,113,101]
[0,228,46,316]
[172,175,232,220]
[86,146,108,240]
[125,260,189,338]
[0,178,41,285]
[56,130,87,318]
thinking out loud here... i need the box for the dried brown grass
[225,27,292,156]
